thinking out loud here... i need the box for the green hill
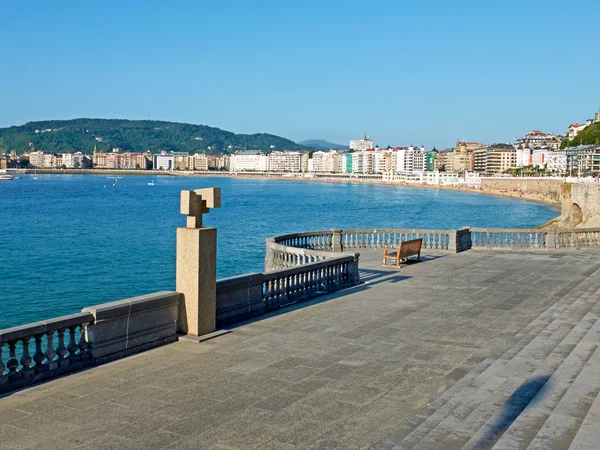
[297,139,347,150]
[561,122,600,148]
[0,119,309,154]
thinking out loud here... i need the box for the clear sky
[1,0,599,148]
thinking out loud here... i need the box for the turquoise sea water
[0,174,558,328]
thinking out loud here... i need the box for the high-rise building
[349,134,374,151]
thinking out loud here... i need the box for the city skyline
[1,1,599,148]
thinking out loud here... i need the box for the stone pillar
[264,238,276,272]
[175,188,221,336]
[348,253,360,285]
[331,229,343,252]
[546,230,556,250]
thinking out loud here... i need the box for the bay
[0,174,557,328]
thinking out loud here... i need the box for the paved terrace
[2,249,600,450]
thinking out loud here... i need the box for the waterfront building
[29,151,57,169]
[190,153,208,171]
[532,148,548,168]
[395,146,425,173]
[515,130,561,151]
[424,170,460,185]
[425,151,437,171]
[577,146,600,174]
[485,145,517,175]
[515,147,532,167]
[546,150,568,174]
[311,151,338,173]
[61,152,92,169]
[268,151,306,172]
[434,149,454,172]
[351,151,364,173]
[349,134,374,151]
[453,141,485,173]
[153,152,174,171]
[207,155,229,171]
[172,153,190,171]
[229,151,268,172]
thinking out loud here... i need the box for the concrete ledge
[0,312,94,343]
[83,291,181,361]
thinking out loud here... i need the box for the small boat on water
[148,180,155,186]
[0,174,15,181]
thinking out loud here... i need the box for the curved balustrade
[271,231,334,251]
[470,229,549,249]
[340,229,452,250]
[216,254,360,325]
[0,312,93,391]
[555,228,600,249]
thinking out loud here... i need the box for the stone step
[383,282,598,450]
[524,337,600,449]
[427,319,596,450]
[567,352,600,450]
[461,315,600,450]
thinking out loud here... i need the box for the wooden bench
[382,238,423,267]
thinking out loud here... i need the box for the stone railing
[470,228,550,249]
[268,226,600,261]
[217,254,360,326]
[266,228,471,271]
[339,229,467,251]
[470,228,600,250]
[0,313,93,393]
[0,291,180,395]
[271,231,335,251]
[553,228,600,249]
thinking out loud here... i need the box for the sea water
[0,174,557,328]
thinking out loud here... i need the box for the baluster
[7,341,19,377]
[56,329,67,362]
[0,344,5,376]
[33,334,45,370]
[67,326,78,359]
[20,337,33,376]
[45,331,58,369]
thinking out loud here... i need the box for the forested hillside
[0,119,308,154]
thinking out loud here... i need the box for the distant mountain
[297,139,347,150]
[0,118,310,154]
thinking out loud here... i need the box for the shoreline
[9,168,561,209]
[216,173,562,209]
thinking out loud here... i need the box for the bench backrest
[398,238,423,257]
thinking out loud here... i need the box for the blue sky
[1,0,599,148]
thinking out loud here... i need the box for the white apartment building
[268,152,306,172]
[373,150,391,173]
[515,130,561,151]
[229,151,268,172]
[60,152,88,168]
[515,148,532,167]
[311,151,338,173]
[351,152,364,173]
[153,153,174,170]
[546,151,567,173]
[349,134,374,151]
[395,147,425,173]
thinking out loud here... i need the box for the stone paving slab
[2,249,600,449]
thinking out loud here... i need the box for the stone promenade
[2,250,600,449]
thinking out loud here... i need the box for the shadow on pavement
[470,375,551,450]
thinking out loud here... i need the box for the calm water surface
[0,175,558,328]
